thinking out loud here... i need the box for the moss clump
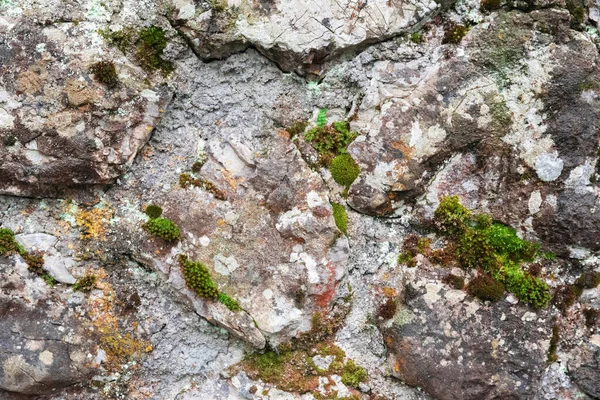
[565,0,585,28]
[547,324,559,363]
[554,271,600,312]
[341,359,368,388]
[3,135,17,147]
[136,26,174,75]
[191,160,205,173]
[73,274,97,292]
[90,61,118,88]
[219,292,241,311]
[144,218,180,242]
[443,274,465,290]
[574,271,600,290]
[331,203,348,234]
[443,23,469,44]
[178,254,219,299]
[467,274,505,302]
[98,28,134,53]
[179,173,227,200]
[145,204,163,219]
[330,154,360,187]
[433,196,550,308]
[397,235,431,268]
[304,121,358,166]
[583,308,599,328]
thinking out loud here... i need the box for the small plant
[331,203,348,234]
[574,271,600,290]
[330,154,360,187]
[73,274,97,292]
[378,297,398,319]
[144,218,181,242]
[145,204,163,219]
[467,274,505,302]
[547,324,559,362]
[90,61,119,88]
[219,292,241,311]
[341,359,367,388]
[178,254,219,299]
[42,273,56,287]
[316,108,327,127]
[136,26,174,75]
[443,274,465,290]
[434,195,471,233]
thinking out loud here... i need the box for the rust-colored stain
[390,140,413,158]
[315,261,337,308]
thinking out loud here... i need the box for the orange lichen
[75,205,114,240]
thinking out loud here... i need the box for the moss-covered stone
[0,228,45,276]
[136,26,174,76]
[219,292,241,311]
[178,254,219,299]
[330,154,360,187]
[304,121,358,166]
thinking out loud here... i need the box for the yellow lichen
[75,204,114,240]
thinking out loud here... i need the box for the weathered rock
[170,0,440,74]
[0,7,172,198]
[0,255,98,395]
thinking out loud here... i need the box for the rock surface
[1,0,600,398]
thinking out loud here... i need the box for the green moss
[178,254,219,299]
[191,160,205,173]
[467,274,505,302]
[145,204,163,219]
[341,360,367,388]
[330,154,360,187]
[547,324,559,362]
[397,252,417,268]
[98,28,134,53]
[286,120,309,136]
[433,196,550,308]
[574,271,600,290]
[73,274,97,292]
[89,61,118,88]
[136,26,174,76]
[305,122,359,167]
[219,292,241,311]
[317,108,327,127]
[331,203,348,234]
[144,217,180,242]
[566,0,585,27]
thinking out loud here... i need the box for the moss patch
[331,202,348,234]
[143,217,181,242]
[98,28,134,53]
[547,323,559,362]
[443,23,469,44]
[136,26,174,76]
[467,274,505,302]
[304,121,358,167]
[330,154,360,188]
[233,309,365,398]
[178,254,219,299]
[145,204,163,219]
[219,292,241,311]
[432,196,550,308]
